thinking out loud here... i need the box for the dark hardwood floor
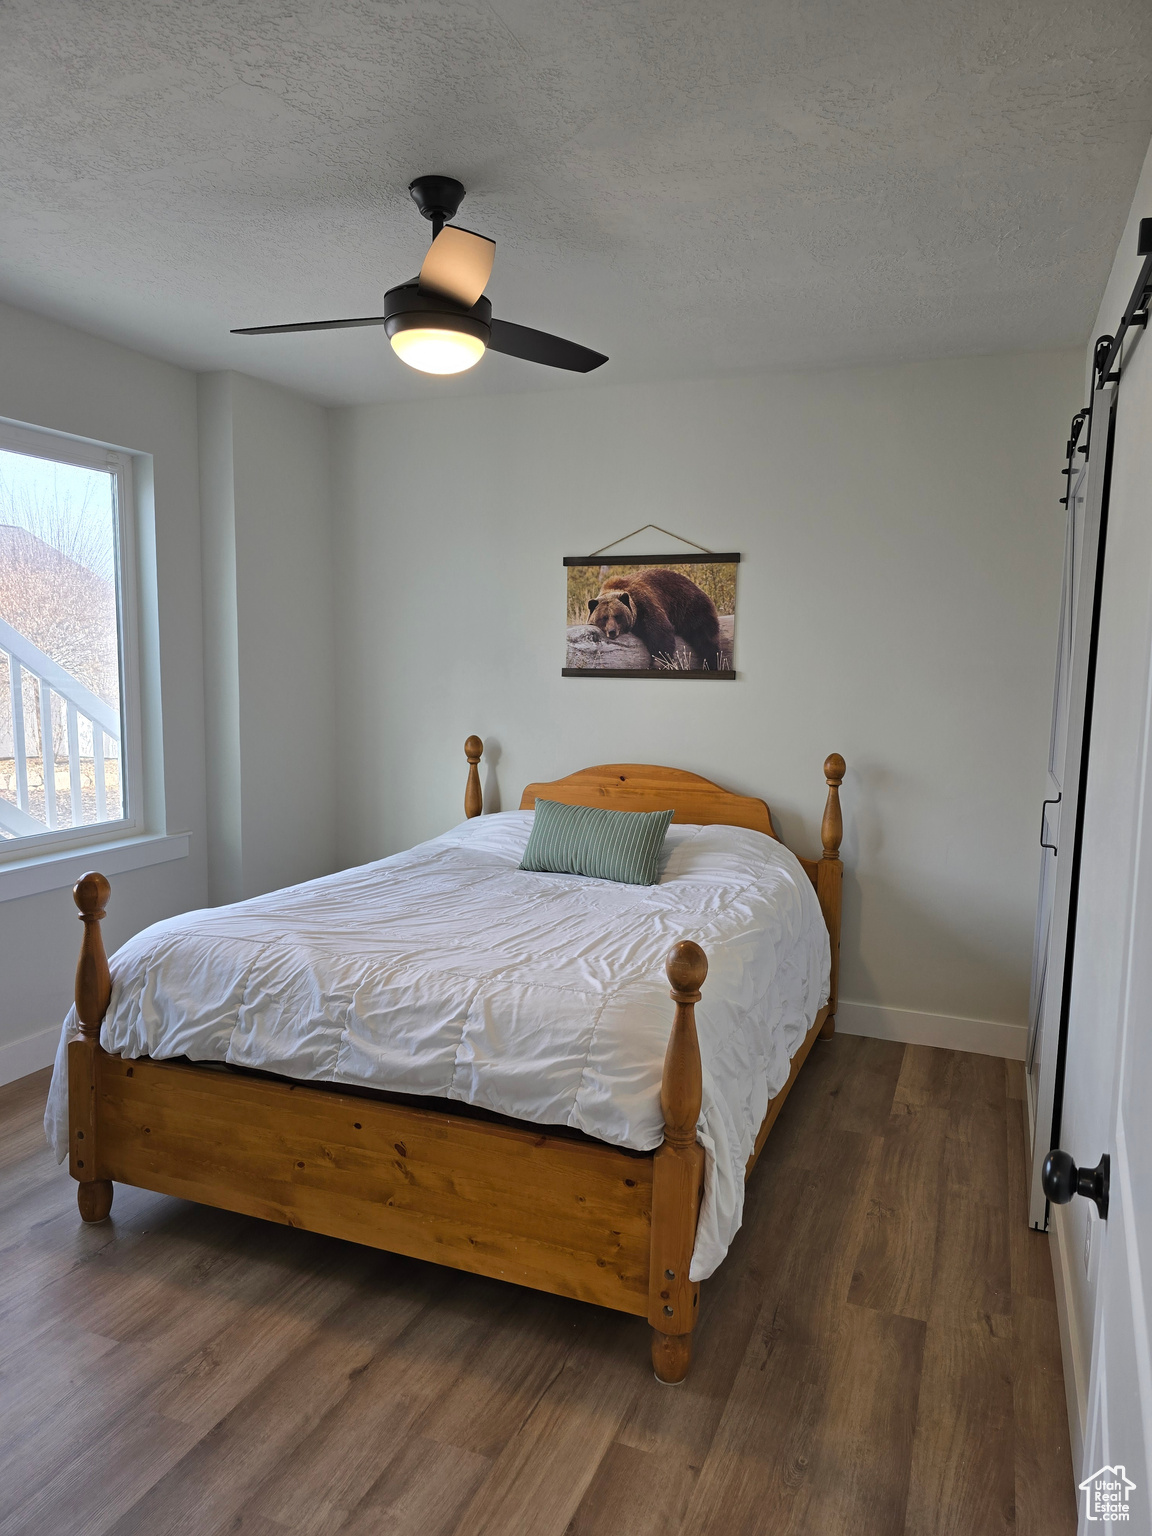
[0,1035,1077,1535]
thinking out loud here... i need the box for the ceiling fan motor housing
[382,281,492,347]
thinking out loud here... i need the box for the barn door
[1070,346,1152,1531]
[1078,886,1152,1527]
[1026,385,1117,1228]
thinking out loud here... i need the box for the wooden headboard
[519,763,778,838]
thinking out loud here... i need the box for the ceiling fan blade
[418,227,496,307]
[488,318,607,373]
[231,316,389,335]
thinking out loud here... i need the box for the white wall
[0,299,208,1072]
[198,372,243,905]
[1050,132,1152,1473]
[330,348,1082,1046]
[198,371,337,903]
[0,321,336,1079]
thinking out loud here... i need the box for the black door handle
[1042,1149,1110,1219]
[1040,794,1061,854]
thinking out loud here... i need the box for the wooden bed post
[70,872,114,1222]
[817,753,845,1039]
[464,736,484,819]
[649,940,707,1383]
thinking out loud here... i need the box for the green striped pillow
[519,799,675,886]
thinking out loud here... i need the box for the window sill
[0,832,190,903]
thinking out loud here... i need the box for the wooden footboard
[75,1045,656,1313]
[67,870,708,1375]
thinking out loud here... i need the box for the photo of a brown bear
[587,568,728,670]
[564,554,737,676]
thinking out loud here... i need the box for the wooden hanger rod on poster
[567,527,739,569]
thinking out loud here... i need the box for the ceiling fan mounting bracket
[409,175,466,237]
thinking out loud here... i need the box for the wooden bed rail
[71,872,114,1222]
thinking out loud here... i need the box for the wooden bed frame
[68,742,844,1382]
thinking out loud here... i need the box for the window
[0,421,142,854]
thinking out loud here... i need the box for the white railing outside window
[0,616,122,839]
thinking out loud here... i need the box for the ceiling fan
[232,175,608,378]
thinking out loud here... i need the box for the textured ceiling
[2,0,1152,405]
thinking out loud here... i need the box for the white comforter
[45,812,829,1279]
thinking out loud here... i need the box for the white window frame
[0,417,147,863]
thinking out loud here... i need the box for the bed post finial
[650,940,707,1384]
[71,873,114,1223]
[821,753,845,860]
[464,736,484,819]
[74,872,112,1037]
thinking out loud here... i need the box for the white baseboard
[0,1022,59,1087]
[1049,1202,1088,1482]
[836,999,1027,1060]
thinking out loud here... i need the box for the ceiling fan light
[383,288,491,375]
[389,326,486,375]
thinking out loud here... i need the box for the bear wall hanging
[564,526,738,679]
